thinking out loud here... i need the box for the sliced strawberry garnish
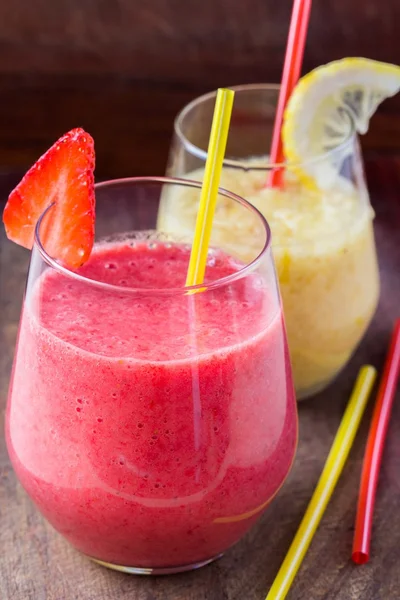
[3,128,95,268]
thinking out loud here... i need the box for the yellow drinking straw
[266,365,377,600]
[185,88,235,287]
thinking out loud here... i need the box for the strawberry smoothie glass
[6,177,297,574]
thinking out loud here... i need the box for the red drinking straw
[267,0,312,188]
[352,320,400,565]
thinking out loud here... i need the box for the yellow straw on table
[266,365,377,600]
[185,88,235,287]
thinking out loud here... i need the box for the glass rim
[174,82,357,170]
[34,176,272,296]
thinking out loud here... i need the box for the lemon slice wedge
[282,58,400,190]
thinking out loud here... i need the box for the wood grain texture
[0,0,399,78]
[0,158,400,599]
[0,0,400,178]
[0,75,399,181]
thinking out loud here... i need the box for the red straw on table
[267,0,312,188]
[352,320,400,565]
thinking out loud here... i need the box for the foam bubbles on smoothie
[36,240,273,361]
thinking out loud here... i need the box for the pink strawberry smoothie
[6,240,297,569]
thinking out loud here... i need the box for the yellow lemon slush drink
[158,60,400,398]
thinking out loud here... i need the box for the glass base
[88,553,224,575]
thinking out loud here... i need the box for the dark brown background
[0,0,399,179]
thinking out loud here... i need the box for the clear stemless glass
[160,84,380,400]
[6,177,297,575]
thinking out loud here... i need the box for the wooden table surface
[1,158,399,600]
